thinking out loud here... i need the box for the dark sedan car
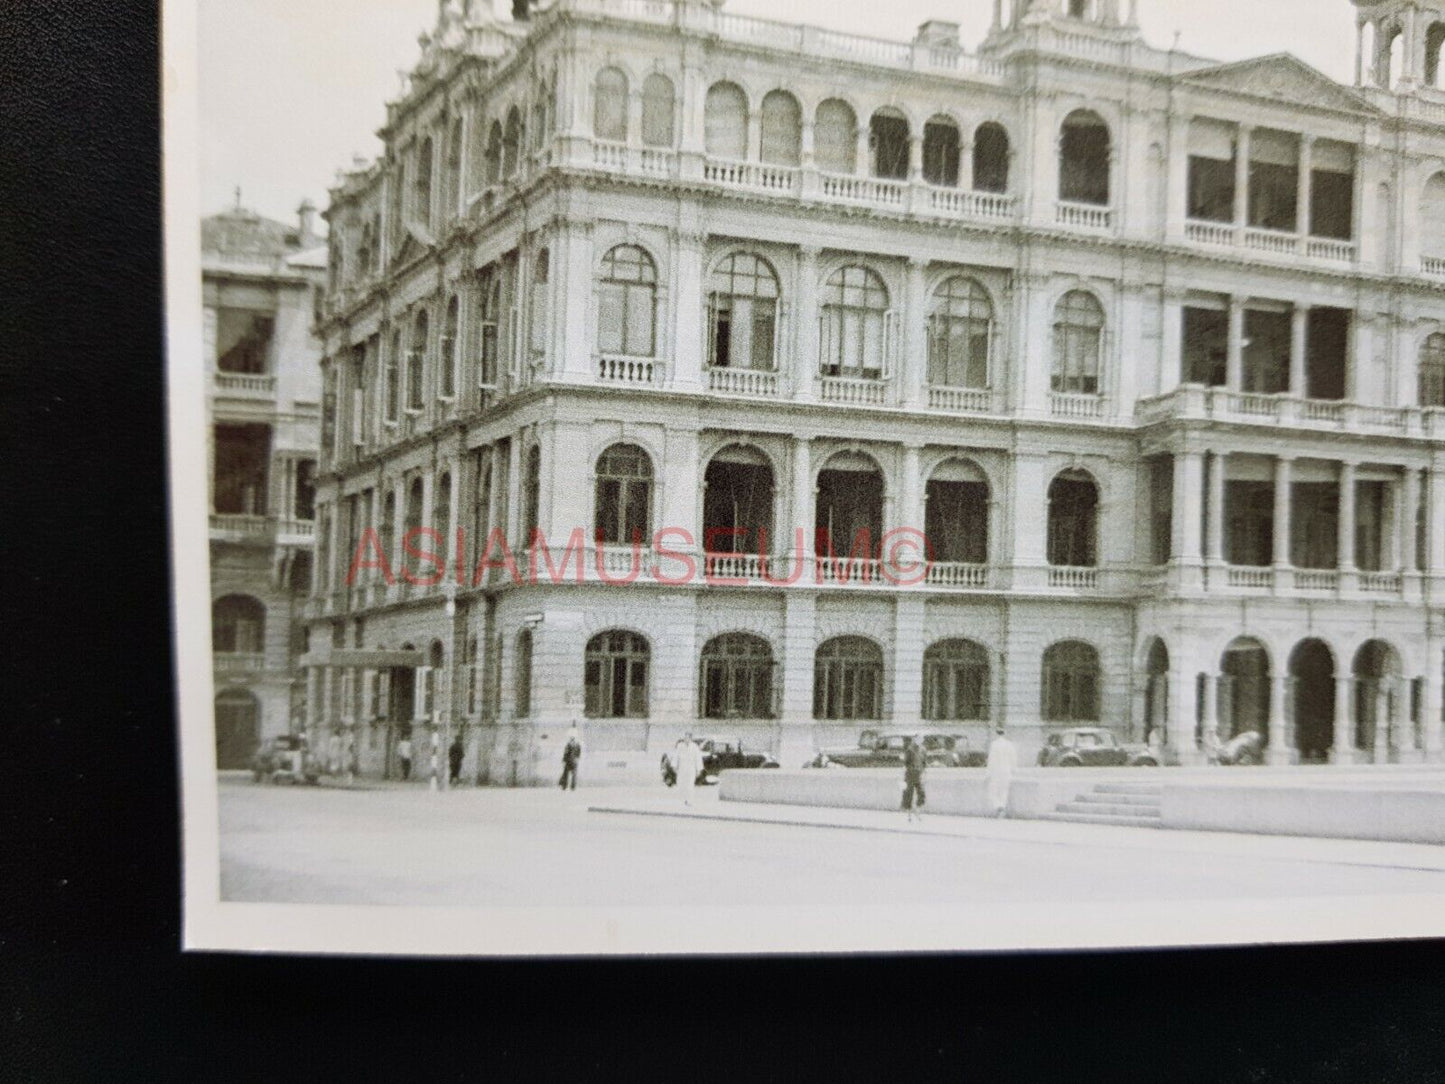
[249,735,321,784]
[660,737,780,786]
[1036,728,1158,767]
[806,730,985,769]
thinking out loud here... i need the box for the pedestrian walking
[985,726,1017,818]
[901,734,927,822]
[448,734,465,785]
[397,735,413,781]
[673,734,703,806]
[559,726,581,790]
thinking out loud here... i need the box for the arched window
[816,452,883,561]
[440,295,459,399]
[1427,22,1445,88]
[699,633,775,719]
[381,490,397,563]
[1051,290,1104,394]
[1421,333,1445,407]
[703,445,775,557]
[530,248,550,356]
[503,106,523,178]
[1047,470,1099,567]
[760,90,802,167]
[596,244,657,358]
[869,108,910,180]
[585,630,650,718]
[814,99,857,174]
[1421,173,1445,260]
[594,67,628,142]
[594,443,652,544]
[923,639,990,721]
[1059,109,1111,205]
[445,117,463,217]
[522,444,541,543]
[1042,641,1100,722]
[820,265,890,378]
[704,81,748,159]
[212,595,265,654]
[707,253,779,371]
[403,477,424,574]
[973,122,1010,193]
[414,137,434,228]
[485,121,503,184]
[477,266,501,388]
[515,629,533,717]
[925,458,989,564]
[641,73,675,148]
[927,276,992,388]
[922,116,960,187]
[435,472,451,564]
[407,310,429,410]
[813,636,884,720]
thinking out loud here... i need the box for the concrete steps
[1044,781,1164,828]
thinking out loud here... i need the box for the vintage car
[1036,728,1159,768]
[805,729,986,769]
[660,737,780,786]
[1214,729,1266,766]
[249,735,322,785]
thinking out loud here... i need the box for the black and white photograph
[166,0,1445,956]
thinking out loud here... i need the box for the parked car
[660,737,780,786]
[1214,729,1265,766]
[806,729,986,769]
[1036,728,1159,767]
[250,735,321,784]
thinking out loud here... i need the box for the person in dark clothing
[559,726,582,790]
[448,735,464,784]
[901,734,927,822]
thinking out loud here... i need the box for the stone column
[1206,449,1226,566]
[1200,672,1220,749]
[1166,659,1200,763]
[1233,124,1252,237]
[1296,134,1314,241]
[1165,114,1191,242]
[1338,460,1357,581]
[670,227,704,391]
[778,591,817,767]
[891,595,925,730]
[1430,466,1445,586]
[899,442,923,537]
[1290,303,1310,397]
[1171,447,1204,590]
[1401,466,1422,581]
[1226,295,1245,391]
[1010,452,1049,591]
[1332,673,1356,764]
[1374,685,1391,763]
[1354,19,1365,86]
[901,258,928,409]
[1267,669,1291,765]
[1273,455,1294,576]
[1423,650,1444,761]
[1160,288,1185,393]
[793,246,820,402]
[791,436,814,564]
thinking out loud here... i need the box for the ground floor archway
[1289,638,1335,763]
[1353,639,1402,756]
[1142,638,1168,746]
[215,688,260,769]
[1218,637,1270,742]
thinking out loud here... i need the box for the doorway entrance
[215,688,260,769]
[1288,638,1335,763]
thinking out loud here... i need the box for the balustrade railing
[1302,399,1345,423]
[1423,255,1445,278]
[1226,566,1273,589]
[210,514,273,538]
[592,140,628,170]
[1242,227,1297,255]
[214,652,266,672]
[702,553,769,582]
[820,172,906,207]
[1184,219,1233,245]
[925,563,990,588]
[703,158,799,194]
[1049,392,1104,419]
[708,367,779,396]
[1294,569,1339,591]
[638,148,674,176]
[597,354,658,385]
[928,385,994,413]
[819,375,888,405]
[1224,391,1281,419]
[1306,237,1355,262]
[1055,201,1112,230]
[214,372,277,395]
[927,187,1015,220]
[1358,571,1403,594]
[814,556,883,584]
[1048,566,1099,590]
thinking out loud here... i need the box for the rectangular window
[1187,156,1235,223]
[1247,130,1299,231]
[216,309,274,374]
[1290,483,1340,569]
[1242,308,1291,394]
[1305,307,1349,401]
[1225,480,1274,567]
[1182,306,1227,386]
[1150,457,1173,565]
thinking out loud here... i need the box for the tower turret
[1353,0,1445,90]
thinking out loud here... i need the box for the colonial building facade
[205,201,325,767]
[307,0,1445,785]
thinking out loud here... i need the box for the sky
[197,0,1358,228]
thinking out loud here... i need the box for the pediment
[1183,54,1379,115]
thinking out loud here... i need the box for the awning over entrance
[298,648,428,669]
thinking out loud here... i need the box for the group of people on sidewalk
[902,727,1017,823]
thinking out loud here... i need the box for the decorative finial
[234,185,242,210]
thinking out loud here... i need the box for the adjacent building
[205,200,326,766]
[307,0,1445,785]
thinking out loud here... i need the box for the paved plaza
[218,776,1445,909]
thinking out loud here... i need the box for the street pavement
[218,776,1445,908]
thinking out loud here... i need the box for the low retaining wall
[719,768,1445,844]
